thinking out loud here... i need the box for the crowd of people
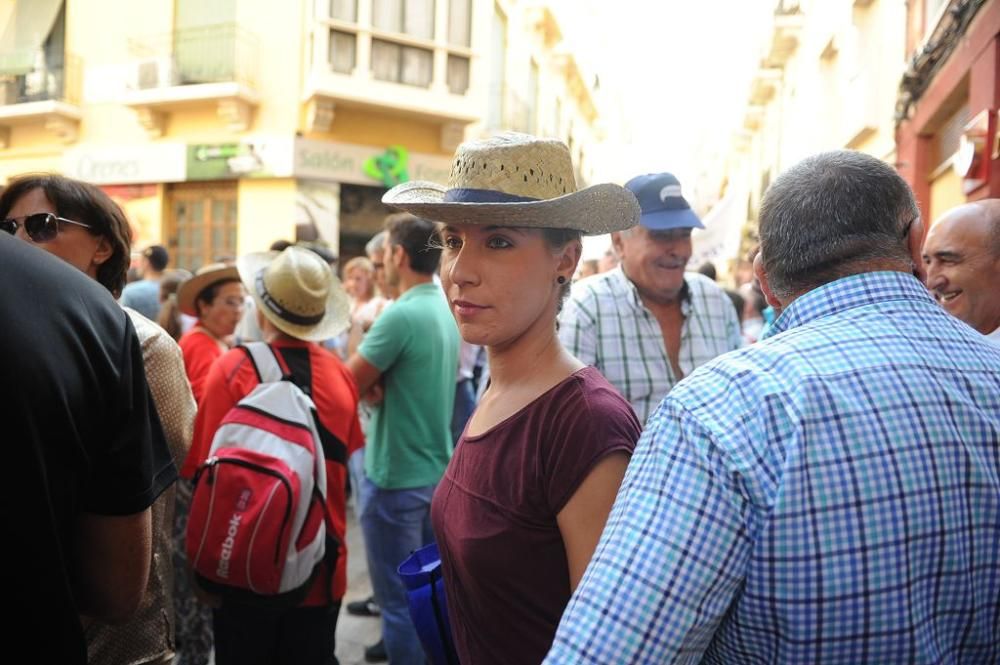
[6,130,1000,665]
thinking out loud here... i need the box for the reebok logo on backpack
[186,343,333,607]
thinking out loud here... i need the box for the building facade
[699,0,907,282]
[896,0,1000,222]
[0,0,604,270]
[701,0,1000,283]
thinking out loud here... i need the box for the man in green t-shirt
[348,213,459,665]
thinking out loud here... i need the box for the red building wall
[896,0,1000,219]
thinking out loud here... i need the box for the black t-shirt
[0,236,177,664]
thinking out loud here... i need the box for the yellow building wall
[59,0,306,145]
[113,185,165,250]
[929,167,965,225]
[310,107,451,156]
[237,178,298,254]
[166,107,238,142]
[68,0,176,145]
[0,150,62,182]
[235,1,303,134]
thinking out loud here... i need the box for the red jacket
[184,339,365,604]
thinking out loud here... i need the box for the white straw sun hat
[237,246,350,342]
[381,132,639,235]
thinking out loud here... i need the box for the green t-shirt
[359,282,460,489]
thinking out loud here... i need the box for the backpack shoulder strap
[240,342,287,384]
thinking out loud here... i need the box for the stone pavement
[336,503,384,665]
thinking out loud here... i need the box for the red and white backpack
[186,342,333,607]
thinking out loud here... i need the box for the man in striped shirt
[559,172,742,424]
[545,150,1000,663]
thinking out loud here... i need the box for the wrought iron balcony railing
[127,23,259,91]
[0,53,81,106]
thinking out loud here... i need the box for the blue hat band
[442,188,540,204]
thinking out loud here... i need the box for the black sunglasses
[0,212,94,243]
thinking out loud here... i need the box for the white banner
[690,178,749,270]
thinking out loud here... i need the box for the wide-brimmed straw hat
[177,262,241,317]
[237,246,350,342]
[381,132,639,235]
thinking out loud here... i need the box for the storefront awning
[0,0,64,75]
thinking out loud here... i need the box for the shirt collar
[397,281,439,302]
[764,271,934,339]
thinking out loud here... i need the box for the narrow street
[335,504,383,665]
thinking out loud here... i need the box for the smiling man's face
[613,225,693,305]
[923,203,1000,335]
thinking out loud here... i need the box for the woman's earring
[557,276,567,285]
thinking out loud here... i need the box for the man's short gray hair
[365,230,387,258]
[759,150,918,299]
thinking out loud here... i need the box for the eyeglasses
[0,212,94,243]
[216,297,246,310]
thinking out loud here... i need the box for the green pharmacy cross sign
[364,146,410,187]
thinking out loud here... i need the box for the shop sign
[363,146,409,187]
[186,137,294,181]
[294,138,452,187]
[62,143,187,185]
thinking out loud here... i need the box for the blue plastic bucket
[397,542,460,665]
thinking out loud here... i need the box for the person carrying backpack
[184,245,364,665]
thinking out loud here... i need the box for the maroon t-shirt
[430,366,641,665]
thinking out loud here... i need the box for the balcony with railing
[122,23,260,137]
[0,52,82,148]
[304,4,480,151]
[765,0,804,68]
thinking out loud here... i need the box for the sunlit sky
[550,0,774,257]
[554,0,773,184]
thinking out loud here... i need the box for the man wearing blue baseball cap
[559,172,742,423]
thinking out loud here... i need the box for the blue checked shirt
[560,269,742,424]
[545,271,1000,664]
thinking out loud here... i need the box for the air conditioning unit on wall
[131,56,176,90]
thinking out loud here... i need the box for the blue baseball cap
[624,172,704,231]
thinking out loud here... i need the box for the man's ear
[610,231,625,260]
[392,243,406,268]
[753,253,782,310]
[906,216,927,283]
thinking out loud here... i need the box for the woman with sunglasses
[0,178,130,291]
[0,173,196,665]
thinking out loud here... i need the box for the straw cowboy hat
[177,262,241,317]
[237,246,350,342]
[381,132,640,235]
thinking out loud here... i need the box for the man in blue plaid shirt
[545,151,1000,663]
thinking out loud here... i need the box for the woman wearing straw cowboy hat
[383,132,644,665]
[185,246,365,665]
